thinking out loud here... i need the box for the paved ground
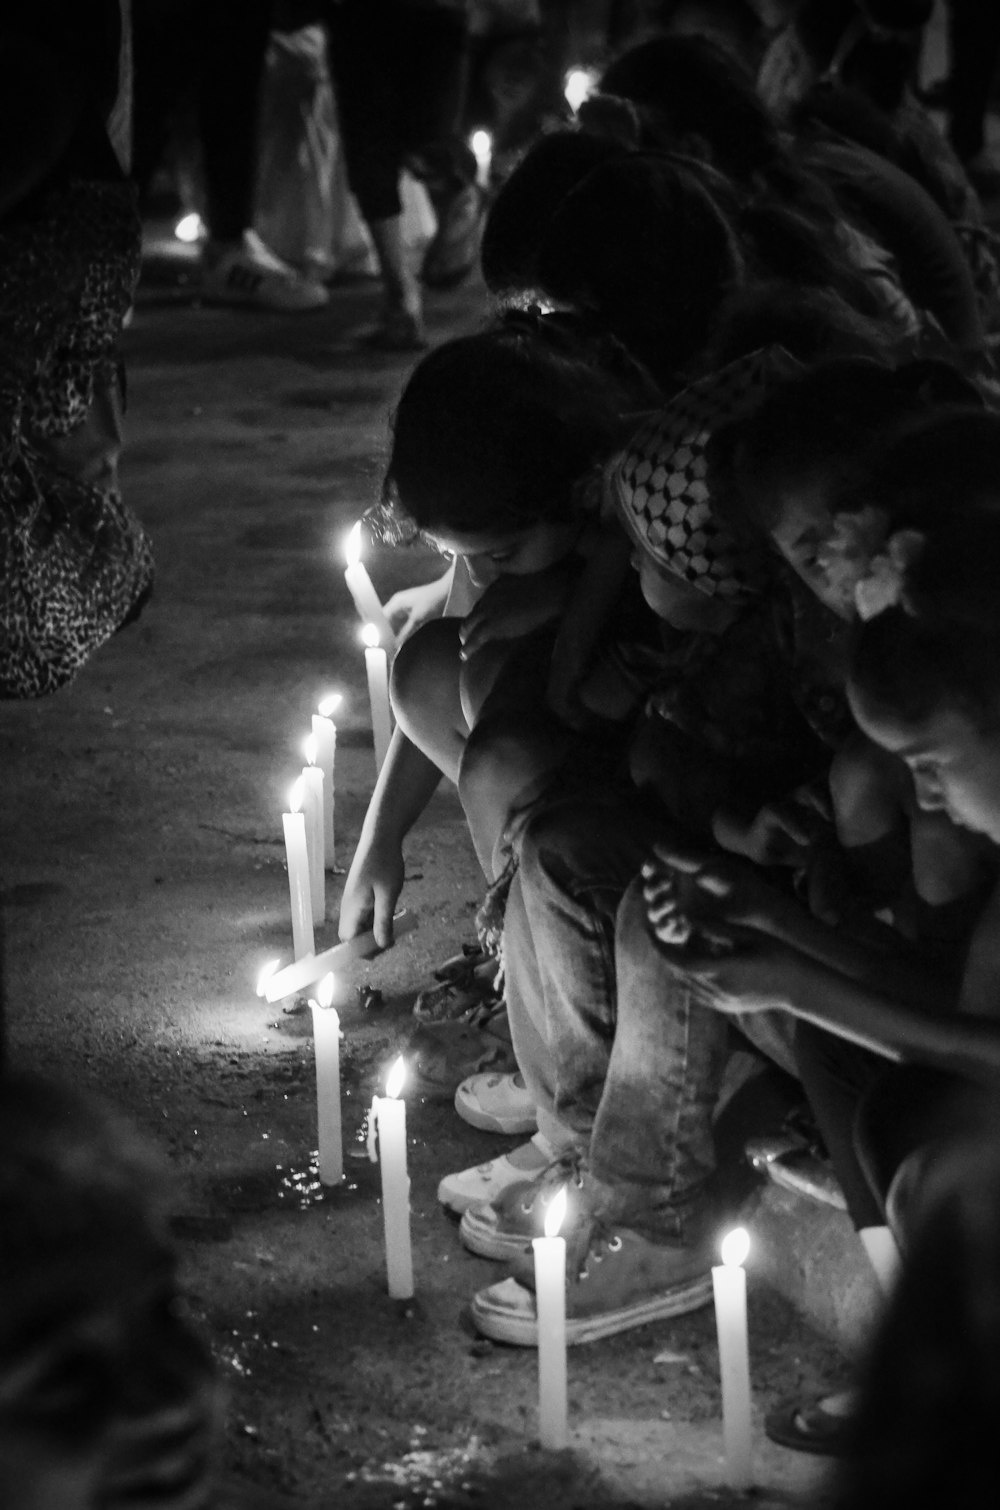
[3,247,850,1508]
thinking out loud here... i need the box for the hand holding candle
[343,521,395,650]
[282,780,315,961]
[309,971,343,1187]
[368,1056,413,1299]
[712,1226,753,1491]
[533,1184,569,1450]
[312,693,341,872]
[362,623,393,774]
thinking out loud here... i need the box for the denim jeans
[504,798,798,1243]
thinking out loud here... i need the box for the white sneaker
[201,230,329,312]
[437,1131,556,1216]
[454,1071,537,1135]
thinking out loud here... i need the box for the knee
[390,618,462,739]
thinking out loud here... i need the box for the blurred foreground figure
[0,1074,223,1510]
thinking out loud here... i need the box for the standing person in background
[325,0,485,350]
[0,0,155,698]
[131,0,329,312]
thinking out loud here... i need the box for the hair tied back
[854,529,925,621]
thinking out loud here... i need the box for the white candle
[282,781,315,961]
[362,623,393,774]
[369,1056,413,1299]
[260,908,417,1002]
[470,129,492,188]
[343,522,395,650]
[533,1184,569,1450]
[712,1226,753,1491]
[309,971,343,1187]
[312,693,341,871]
[300,736,326,921]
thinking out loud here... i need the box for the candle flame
[315,971,335,1009]
[303,733,317,765]
[544,1184,568,1239]
[288,779,303,815]
[318,692,342,718]
[564,66,598,112]
[385,1055,406,1099]
[344,520,362,567]
[361,622,381,649]
[721,1227,750,1267]
[256,959,280,997]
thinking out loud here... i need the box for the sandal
[413,954,499,1024]
[407,1000,516,1101]
[764,1394,856,1457]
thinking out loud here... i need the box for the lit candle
[343,522,395,651]
[260,908,417,1002]
[256,959,281,1000]
[282,780,315,961]
[300,734,326,921]
[362,623,393,774]
[309,971,343,1187]
[470,128,492,188]
[368,1056,413,1299]
[563,66,599,113]
[712,1226,753,1491]
[312,693,341,872]
[533,1184,569,1450]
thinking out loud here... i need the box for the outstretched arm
[646,917,1000,1088]
[338,727,443,947]
[645,838,958,1011]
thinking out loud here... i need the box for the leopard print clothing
[1,178,153,698]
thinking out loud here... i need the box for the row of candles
[279,523,395,961]
[265,523,756,1484]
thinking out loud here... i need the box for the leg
[196,0,274,242]
[589,874,731,1243]
[514,797,653,1140]
[326,0,424,338]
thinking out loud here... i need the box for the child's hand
[643,837,797,937]
[645,914,807,1016]
[338,837,406,949]
[458,566,573,660]
[383,574,451,643]
[712,783,833,867]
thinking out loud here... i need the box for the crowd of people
[330,3,1000,1494]
[5,0,1000,1504]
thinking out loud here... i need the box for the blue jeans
[504,798,798,1243]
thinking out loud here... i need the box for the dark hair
[480,129,630,299]
[379,311,658,539]
[706,280,894,368]
[724,355,982,531]
[535,152,745,390]
[849,410,1000,729]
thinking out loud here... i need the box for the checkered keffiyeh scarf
[609,347,799,600]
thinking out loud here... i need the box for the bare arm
[338,726,443,947]
[647,839,957,1012]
